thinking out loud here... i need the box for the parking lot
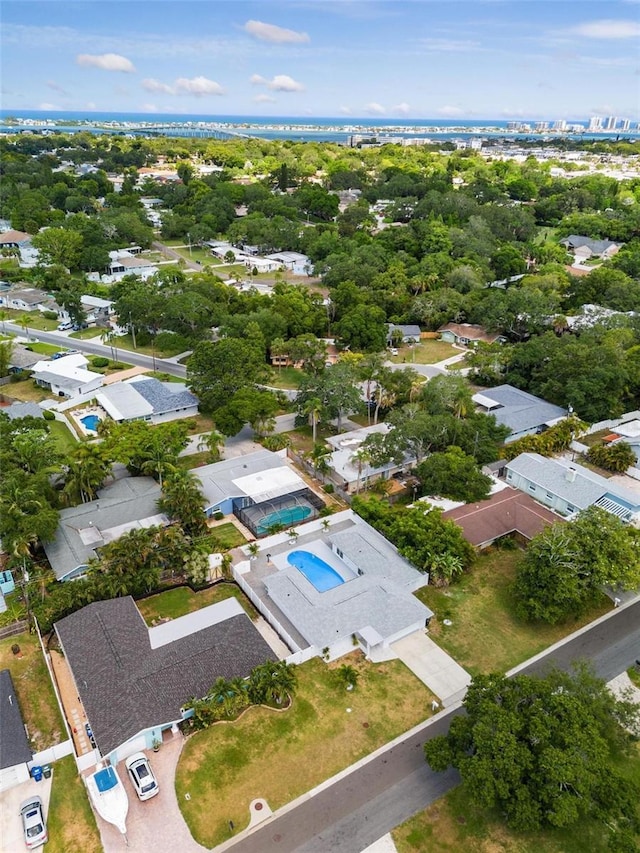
[0,774,52,852]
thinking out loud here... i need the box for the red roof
[442,487,562,547]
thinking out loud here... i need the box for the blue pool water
[287,550,345,592]
[256,505,311,535]
[80,414,101,432]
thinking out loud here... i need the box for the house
[0,230,32,249]
[43,477,167,581]
[80,295,114,325]
[566,304,638,330]
[442,487,563,549]
[194,449,325,536]
[0,669,33,792]
[0,286,57,313]
[325,423,416,494]
[244,257,281,274]
[7,344,42,373]
[3,401,44,420]
[31,353,103,398]
[386,324,421,346]
[607,419,640,470]
[472,385,568,443]
[504,452,640,522]
[95,377,198,425]
[54,596,276,765]
[106,253,157,281]
[264,252,312,276]
[438,323,506,346]
[560,235,620,261]
[234,510,433,663]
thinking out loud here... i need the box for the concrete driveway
[391,631,471,707]
[0,775,52,852]
[95,733,206,853]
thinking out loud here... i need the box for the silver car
[124,752,159,801]
[20,796,48,849]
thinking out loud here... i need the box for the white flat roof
[232,466,305,504]
[148,597,244,648]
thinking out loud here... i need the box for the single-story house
[95,377,198,425]
[560,235,620,260]
[325,423,416,494]
[31,353,103,398]
[0,286,55,313]
[472,384,568,443]
[7,344,42,373]
[438,323,506,346]
[106,253,157,280]
[54,596,276,765]
[194,449,324,537]
[80,295,114,324]
[505,452,640,522]
[386,324,421,346]
[607,419,640,470]
[244,257,281,273]
[442,486,563,548]
[566,304,638,330]
[0,230,32,249]
[43,477,167,581]
[3,401,44,420]
[0,669,33,792]
[265,252,312,276]
[235,510,433,663]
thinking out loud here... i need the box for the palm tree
[303,397,323,443]
[337,664,359,690]
[350,446,372,494]
[19,313,31,339]
[0,309,8,334]
[63,444,111,504]
[197,428,225,462]
[140,440,177,489]
[309,443,330,481]
[247,542,260,560]
[100,328,117,362]
[357,353,385,425]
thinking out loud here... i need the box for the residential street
[219,598,640,853]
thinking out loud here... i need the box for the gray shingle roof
[4,402,44,420]
[0,669,32,769]
[8,346,42,370]
[472,384,566,437]
[561,235,618,254]
[55,597,276,756]
[43,477,165,580]
[127,378,198,416]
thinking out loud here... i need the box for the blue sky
[2,1,639,120]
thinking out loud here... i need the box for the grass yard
[208,522,248,550]
[2,378,53,402]
[137,582,257,626]
[286,424,335,455]
[0,632,65,751]
[48,419,78,454]
[267,366,306,390]
[47,755,101,853]
[415,547,611,675]
[3,309,58,331]
[23,342,62,355]
[68,327,102,340]
[109,333,185,358]
[176,654,437,847]
[393,742,640,853]
[387,340,458,365]
[176,412,216,434]
[177,450,211,470]
[579,428,611,449]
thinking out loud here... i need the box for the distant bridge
[128,124,252,140]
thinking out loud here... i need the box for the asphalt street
[3,322,187,379]
[224,599,640,853]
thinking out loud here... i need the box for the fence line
[0,619,28,639]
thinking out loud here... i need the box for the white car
[57,321,73,331]
[20,797,48,849]
[389,347,399,356]
[124,752,159,801]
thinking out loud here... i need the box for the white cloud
[250,74,267,85]
[339,105,352,115]
[268,74,304,92]
[365,102,385,115]
[38,102,59,110]
[392,102,411,116]
[243,20,310,44]
[143,78,175,95]
[570,19,640,38]
[254,94,276,103]
[76,52,135,72]
[142,76,225,97]
[436,105,465,117]
[47,80,67,95]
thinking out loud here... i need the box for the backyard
[415,546,611,675]
[48,419,79,454]
[0,631,65,751]
[1,378,53,402]
[136,581,258,625]
[47,755,101,853]
[387,340,458,365]
[176,654,437,848]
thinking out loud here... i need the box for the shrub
[42,409,55,421]
[260,434,290,452]
[213,511,224,521]
[586,442,637,473]
[91,356,109,368]
[43,310,59,320]
[323,483,334,494]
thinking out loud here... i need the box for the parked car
[20,797,48,849]
[57,321,73,331]
[124,752,159,801]
[389,347,399,356]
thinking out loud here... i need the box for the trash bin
[31,766,43,782]
[42,765,52,779]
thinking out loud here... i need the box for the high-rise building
[604,116,618,130]
[619,119,631,131]
[588,116,602,131]
[534,121,549,131]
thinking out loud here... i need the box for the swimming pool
[80,414,101,432]
[287,549,345,592]
[256,505,311,535]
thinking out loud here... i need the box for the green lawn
[3,308,58,331]
[0,631,65,751]
[48,419,79,454]
[209,522,248,550]
[68,327,102,340]
[415,547,611,676]
[136,582,257,625]
[267,366,306,390]
[177,450,211,470]
[393,743,640,853]
[23,342,62,355]
[2,378,54,402]
[286,425,335,455]
[111,333,186,358]
[176,655,438,847]
[47,755,101,853]
[387,340,458,365]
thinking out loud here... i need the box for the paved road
[3,322,187,379]
[222,599,640,853]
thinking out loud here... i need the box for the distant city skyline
[2,1,639,120]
